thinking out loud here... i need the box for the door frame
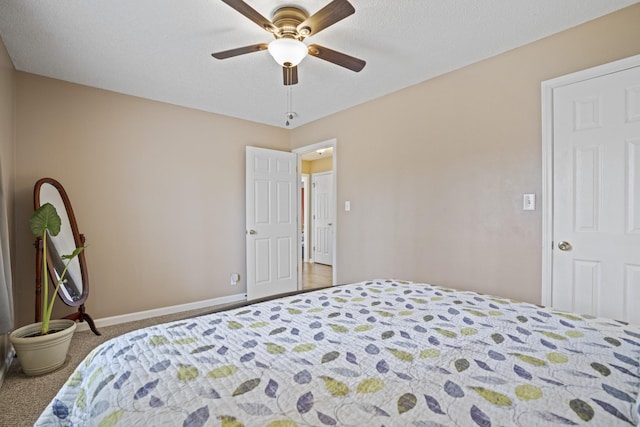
[301,173,310,263]
[293,139,338,289]
[541,54,640,306]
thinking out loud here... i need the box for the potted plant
[9,203,85,376]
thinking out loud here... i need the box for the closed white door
[246,147,297,300]
[552,64,640,322]
[311,172,333,266]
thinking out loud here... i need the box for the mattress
[35,280,640,426]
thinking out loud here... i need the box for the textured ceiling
[0,0,637,128]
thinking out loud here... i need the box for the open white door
[311,172,333,266]
[549,62,640,322]
[246,147,298,300]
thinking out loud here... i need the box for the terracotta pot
[9,319,77,376]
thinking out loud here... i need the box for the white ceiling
[0,0,637,128]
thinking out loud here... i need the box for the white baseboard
[75,293,247,332]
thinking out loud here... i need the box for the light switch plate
[345,201,351,211]
[523,194,535,211]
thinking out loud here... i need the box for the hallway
[302,262,332,290]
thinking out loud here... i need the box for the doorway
[542,54,640,323]
[294,140,337,290]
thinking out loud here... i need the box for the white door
[311,172,333,265]
[246,147,298,300]
[551,64,640,322]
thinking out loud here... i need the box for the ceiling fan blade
[297,0,355,37]
[221,0,277,33]
[283,66,299,85]
[308,44,365,72]
[212,43,268,59]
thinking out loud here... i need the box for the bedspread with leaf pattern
[35,280,640,426]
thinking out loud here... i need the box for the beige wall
[290,4,640,304]
[0,36,15,378]
[13,74,289,327]
[309,157,333,174]
[8,4,640,327]
[302,157,333,174]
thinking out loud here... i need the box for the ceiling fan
[212,0,366,85]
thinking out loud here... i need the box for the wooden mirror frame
[34,177,100,335]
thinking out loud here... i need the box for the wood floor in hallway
[302,262,332,290]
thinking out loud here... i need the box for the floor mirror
[34,177,100,335]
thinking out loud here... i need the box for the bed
[35,280,640,426]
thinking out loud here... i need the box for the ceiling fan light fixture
[268,38,308,67]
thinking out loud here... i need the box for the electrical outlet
[230,273,240,285]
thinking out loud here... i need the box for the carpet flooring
[0,305,231,426]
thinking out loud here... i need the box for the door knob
[558,241,572,251]
[248,229,257,235]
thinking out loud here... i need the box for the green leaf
[470,387,513,406]
[460,327,477,336]
[455,358,470,372]
[232,378,261,396]
[207,365,238,379]
[419,348,440,359]
[381,331,394,339]
[228,321,243,330]
[249,321,269,328]
[464,309,487,317]
[320,376,349,396]
[30,203,61,237]
[515,384,543,401]
[191,344,216,354]
[546,352,569,364]
[266,421,297,427]
[66,370,83,387]
[292,343,316,353]
[321,351,340,363]
[266,343,286,354]
[149,335,169,346]
[221,415,244,427]
[604,337,621,346]
[569,399,595,422]
[386,347,414,362]
[61,246,85,259]
[397,393,417,414]
[590,362,611,376]
[535,330,567,341]
[375,310,394,318]
[356,378,384,394]
[97,410,125,427]
[173,337,198,345]
[434,328,457,338]
[555,312,583,321]
[329,324,348,333]
[75,388,86,409]
[511,353,547,367]
[177,364,199,381]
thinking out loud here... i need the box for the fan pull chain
[285,86,293,126]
